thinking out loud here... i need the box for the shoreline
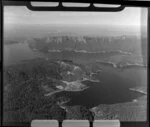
[44,86,90,97]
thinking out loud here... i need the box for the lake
[55,66,147,108]
[4,42,147,108]
[4,42,43,66]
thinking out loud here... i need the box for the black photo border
[1,0,149,127]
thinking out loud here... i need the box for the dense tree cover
[3,59,66,122]
[66,106,95,122]
[80,106,95,121]
[3,58,94,122]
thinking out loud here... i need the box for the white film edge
[31,120,120,127]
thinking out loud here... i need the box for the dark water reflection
[56,67,146,108]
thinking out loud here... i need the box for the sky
[4,6,144,27]
[4,5,147,37]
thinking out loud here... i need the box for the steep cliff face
[27,35,141,54]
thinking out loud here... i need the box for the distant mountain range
[27,35,145,55]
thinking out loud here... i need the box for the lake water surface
[56,66,147,108]
[4,43,147,108]
[4,43,42,66]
